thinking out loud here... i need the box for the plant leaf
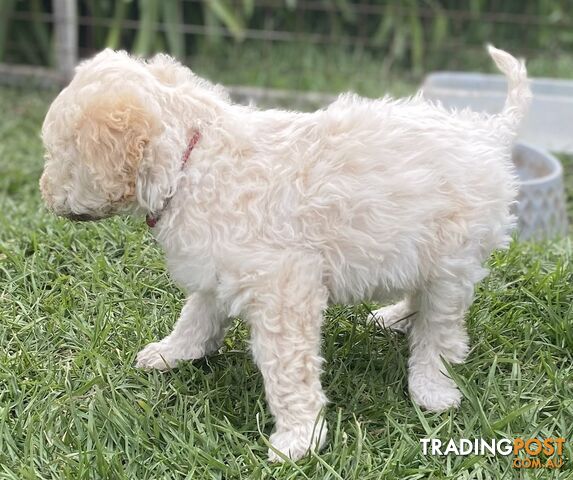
[133,0,160,55]
[208,0,245,41]
[161,0,185,58]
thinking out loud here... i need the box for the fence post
[53,0,77,83]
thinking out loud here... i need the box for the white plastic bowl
[512,143,568,240]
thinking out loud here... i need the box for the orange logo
[512,437,566,469]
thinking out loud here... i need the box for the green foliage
[105,0,130,51]
[1,1,573,77]
[0,0,17,62]
[191,41,418,98]
[2,0,52,65]
[133,0,160,55]
[161,0,185,58]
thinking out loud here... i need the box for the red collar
[146,131,201,228]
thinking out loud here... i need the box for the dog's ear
[146,53,191,87]
[76,91,161,206]
[92,48,116,61]
[75,49,128,76]
[134,135,177,215]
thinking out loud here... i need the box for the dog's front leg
[245,254,328,462]
[136,292,228,370]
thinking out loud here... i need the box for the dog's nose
[65,212,98,222]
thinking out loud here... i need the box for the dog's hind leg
[136,292,229,370]
[368,298,416,333]
[407,257,486,412]
[245,252,329,462]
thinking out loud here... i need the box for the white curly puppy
[40,46,530,462]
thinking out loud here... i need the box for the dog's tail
[487,45,532,132]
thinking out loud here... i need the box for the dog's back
[238,47,531,304]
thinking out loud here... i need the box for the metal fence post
[54,0,77,83]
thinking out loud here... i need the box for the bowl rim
[514,142,563,187]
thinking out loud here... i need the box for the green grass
[1,80,572,480]
[188,41,573,99]
[191,41,418,98]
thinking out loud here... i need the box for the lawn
[0,70,572,479]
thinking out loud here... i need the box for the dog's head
[40,49,218,221]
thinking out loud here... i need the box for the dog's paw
[135,342,181,370]
[408,370,461,412]
[369,303,413,333]
[268,422,328,462]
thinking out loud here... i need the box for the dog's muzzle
[65,212,99,222]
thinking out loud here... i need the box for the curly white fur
[40,45,531,462]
